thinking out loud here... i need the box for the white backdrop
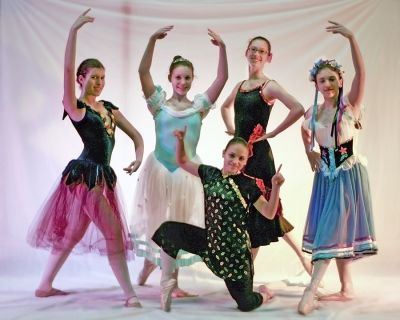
[1,0,399,284]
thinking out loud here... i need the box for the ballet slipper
[171,287,198,298]
[258,285,274,303]
[318,291,355,302]
[125,295,142,308]
[298,288,320,315]
[161,278,177,312]
[35,288,69,298]
[137,261,157,286]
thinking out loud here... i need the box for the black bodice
[62,100,118,190]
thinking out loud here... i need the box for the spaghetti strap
[237,80,247,92]
[261,79,273,90]
[260,79,275,105]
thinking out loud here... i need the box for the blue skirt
[302,160,378,262]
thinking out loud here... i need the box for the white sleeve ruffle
[192,92,215,112]
[146,85,166,115]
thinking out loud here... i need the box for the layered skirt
[302,156,378,261]
[130,153,204,266]
[27,159,133,259]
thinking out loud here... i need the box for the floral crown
[309,58,343,82]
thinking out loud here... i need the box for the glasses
[248,46,269,55]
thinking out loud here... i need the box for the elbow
[262,209,275,220]
[297,104,306,116]
[176,159,186,166]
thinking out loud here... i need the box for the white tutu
[130,152,204,266]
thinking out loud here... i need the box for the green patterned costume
[153,164,264,311]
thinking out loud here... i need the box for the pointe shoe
[125,295,142,308]
[35,288,69,298]
[171,287,198,298]
[298,288,319,315]
[137,261,157,286]
[161,278,177,312]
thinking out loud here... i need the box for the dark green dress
[27,100,133,258]
[152,165,264,311]
[234,81,293,247]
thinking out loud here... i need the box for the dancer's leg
[160,250,177,312]
[137,258,157,285]
[298,259,329,315]
[35,249,72,297]
[89,188,140,307]
[283,232,312,276]
[319,258,354,301]
[35,213,90,296]
[171,267,197,298]
[108,253,141,307]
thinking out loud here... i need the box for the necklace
[221,170,241,178]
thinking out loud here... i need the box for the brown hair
[168,55,194,81]
[224,137,248,152]
[247,36,272,53]
[76,58,105,87]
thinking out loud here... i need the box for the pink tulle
[27,177,134,260]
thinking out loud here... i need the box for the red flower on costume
[255,177,283,217]
[339,146,347,155]
[247,124,265,158]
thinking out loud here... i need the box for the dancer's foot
[125,295,142,308]
[137,260,157,286]
[318,290,355,302]
[300,255,313,277]
[161,278,177,312]
[258,285,274,303]
[35,288,69,298]
[298,288,319,315]
[171,287,198,298]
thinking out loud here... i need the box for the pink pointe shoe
[298,288,319,315]
[161,278,177,312]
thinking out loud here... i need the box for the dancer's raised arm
[326,21,365,111]
[138,25,174,99]
[204,29,228,104]
[63,9,94,121]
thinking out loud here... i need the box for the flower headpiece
[309,58,343,82]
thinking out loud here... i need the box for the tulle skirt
[27,175,133,259]
[130,153,204,266]
[302,159,378,262]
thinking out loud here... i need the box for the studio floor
[1,258,399,320]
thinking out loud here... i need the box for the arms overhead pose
[130,25,228,297]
